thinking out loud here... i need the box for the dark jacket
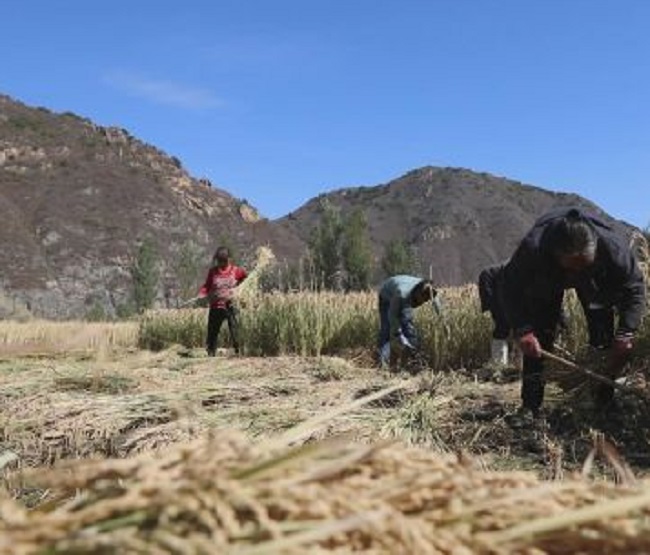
[478,263,507,313]
[502,207,646,337]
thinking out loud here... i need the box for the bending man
[377,275,440,369]
[502,207,646,418]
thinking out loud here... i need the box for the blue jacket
[379,275,423,337]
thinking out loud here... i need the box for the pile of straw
[630,230,649,286]
[4,428,650,553]
[3,392,177,465]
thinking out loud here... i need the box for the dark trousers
[584,307,615,349]
[206,305,239,354]
[490,306,511,340]
[521,292,563,413]
[377,296,418,365]
[585,304,617,405]
[522,327,557,412]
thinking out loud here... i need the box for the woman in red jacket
[199,246,247,356]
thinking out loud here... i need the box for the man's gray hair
[550,213,597,258]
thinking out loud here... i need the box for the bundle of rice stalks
[234,245,276,302]
[2,392,176,465]
[546,346,650,410]
[5,425,650,554]
[118,418,202,456]
[545,346,609,395]
[0,385,644,553]
[308,356,356,382]
[630,229,650,286]
[53,372,135,395]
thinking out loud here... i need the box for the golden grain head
[4,428,650,555]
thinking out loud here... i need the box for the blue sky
[2,1,649,227]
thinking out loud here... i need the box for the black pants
[584,304,617,405]
[490,305,511,340]
[521,291,564,413]
[377,297,419,354]
[521,327,557,413]
[206,305,239,354]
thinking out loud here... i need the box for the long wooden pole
[541,349,649,403]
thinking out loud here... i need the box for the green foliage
[308,200,343,289]
[259,256,318,292]
[138,309,205,351]
[84,302,108,322]
[137,287,492,372]
[173,241,204,303]
[341,209,374,291]
[115,302,136,320]
[381,239,418,278]
[129,239,160,314]
[308,202,374,291]
[8,116,39,131]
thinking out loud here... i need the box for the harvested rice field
[2,333,650,553]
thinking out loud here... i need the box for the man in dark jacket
[502,207,646,418]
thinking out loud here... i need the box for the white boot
[491,339,509,366]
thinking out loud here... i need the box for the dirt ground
[3,345,650,492]
[3,346,650,554]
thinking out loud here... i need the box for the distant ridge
[0,94,636,317]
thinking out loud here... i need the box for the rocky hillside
[0,94,299,318]
[276,167,634,286]
[0,93,637,318]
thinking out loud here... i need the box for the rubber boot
[491,339,509,366]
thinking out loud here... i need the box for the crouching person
[377,275,440,370]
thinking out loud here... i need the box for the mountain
[0,94,300,318]
[276,167,635,285]
[0,93,637,318]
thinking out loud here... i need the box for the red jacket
[199,264,247,309]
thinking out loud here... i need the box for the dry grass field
[1,248,650,554]
[1,327,650,553]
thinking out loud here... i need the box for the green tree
[341,208,373,290]
[258,257,307,292]
[381,238,418,278]
[308,200,343,289]
[130,238,160,313]
[84,301,108,322]
[173,240,204,303]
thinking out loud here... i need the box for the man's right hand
[398,333,416,350]
[605,334,634,375]
[393,332,415,352]
[519,332,542,358]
